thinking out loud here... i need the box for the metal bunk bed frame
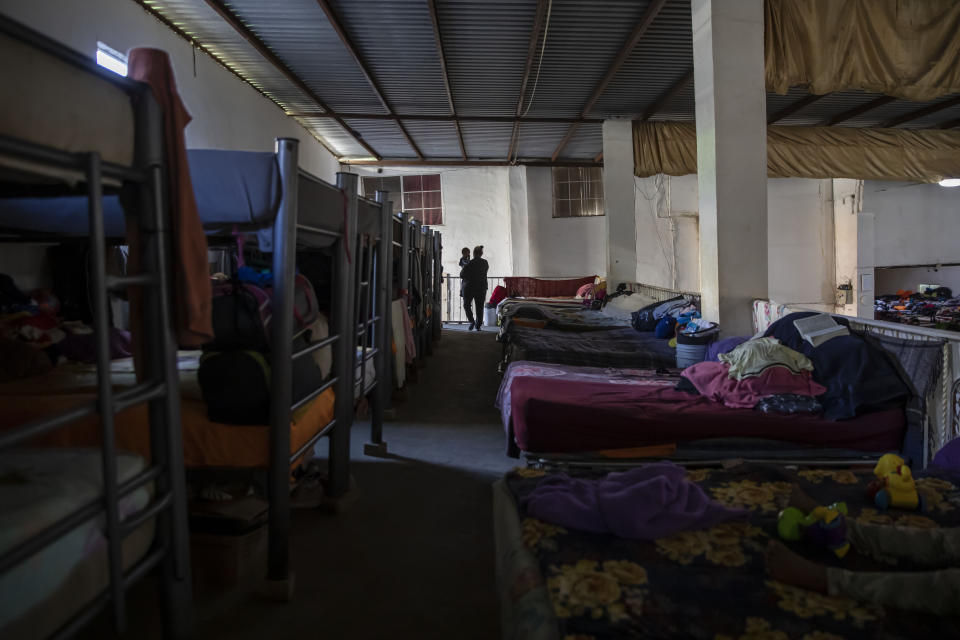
[362,207,442,456]
[0,15,192,638]
[263,146,394,593]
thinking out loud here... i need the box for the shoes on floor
[468,322,475,330]
[475,324,482,331]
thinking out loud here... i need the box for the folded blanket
[521,463,745,540]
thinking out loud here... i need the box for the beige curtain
[633,121,960,183]
[765,0,960,101]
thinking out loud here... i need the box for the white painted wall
[602,120,638,285]
[525,167,606,278]
[433,168,512,277]
[509,167,531,275]
[863,181,960,268]
[767,178,835,307]
[0,0,339,181]
[876,266,960,295]
[633,175,837,309]
[350,164,605,280]
[833,179,862,316]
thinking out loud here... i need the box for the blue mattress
[0,149,281,235]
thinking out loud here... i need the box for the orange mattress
[0,355,335,469]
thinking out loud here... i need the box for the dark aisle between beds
[81,327,513,640]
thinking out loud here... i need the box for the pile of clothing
[875,288,960,331]
[678,336,826,414]
[0,273,131,382]
[630,295,700,337]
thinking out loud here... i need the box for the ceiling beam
[939,116,960,129]
[133,0,342,158]
[201,0,380,159]
[551,0,668,161]
[314,0,424,159]
[880,95,960,128]
[640,67,694,121]
[426,0,466,160]
[767,93,828,125]
[822,95,896,126]
[287,112,604,124]
[342,158,604,168]
[507,0,550,163]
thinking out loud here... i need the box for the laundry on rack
[521,463,745,540]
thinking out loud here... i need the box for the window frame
[552,167,605,219]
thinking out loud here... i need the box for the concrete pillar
[692,0,768,335]
[508,166,530,275]
[602,119,637,286]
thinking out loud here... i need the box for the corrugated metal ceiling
[138,0,960,164]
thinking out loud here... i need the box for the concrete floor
[88,328,514,640]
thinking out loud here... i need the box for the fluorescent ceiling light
[96,42,127,76]
[938,178,960,188]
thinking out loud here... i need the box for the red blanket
[511,377,905,454]
[504,276,596,298]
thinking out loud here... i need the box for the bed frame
[365,205,442,451]
[234,142,395,594]
[0,15,192,638]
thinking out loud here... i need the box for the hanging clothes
[126,48,213,347]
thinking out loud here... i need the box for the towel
[127,48,213,347]
[521,463,745,540]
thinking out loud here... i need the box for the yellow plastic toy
[866,454,923,511]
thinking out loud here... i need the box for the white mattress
[0,449,152,632]
[0,32,135,171]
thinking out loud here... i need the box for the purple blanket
[495,360,679,453]
[521,463,746,539]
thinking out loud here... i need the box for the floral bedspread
[497,464,960,640]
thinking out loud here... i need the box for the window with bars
[360,176,402,216]
[361,174,443,225]
[402,174,443,226]
[552,167,604,218]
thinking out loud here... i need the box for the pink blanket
[681,361,826,409]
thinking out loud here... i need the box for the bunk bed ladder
[84,151,128,631]
[138,87,194,639]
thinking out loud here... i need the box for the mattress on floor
[0,449,154,640]
[0,357,336,469]
[507,372,906,455]
[504,326,677,369]
[495,464,960,640]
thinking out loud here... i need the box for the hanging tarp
[765,0,960,101]
[633,121,960,183]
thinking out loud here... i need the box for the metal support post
[331,172,359,495]
[267,138,299,589]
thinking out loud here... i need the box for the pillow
[764,312,909,420]
[681,361,826,409]
[601,293,657,320]
[576,283,594,299]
